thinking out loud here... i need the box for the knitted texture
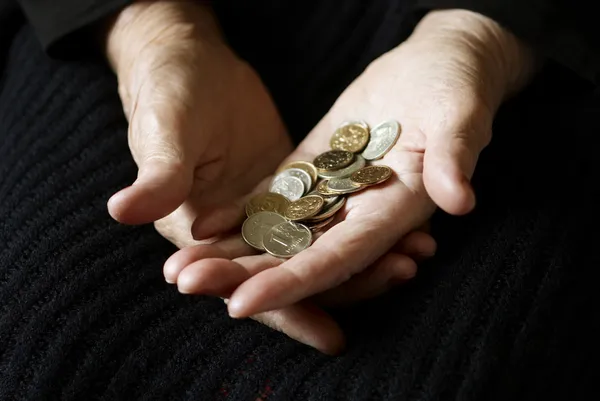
[1,6,600,401]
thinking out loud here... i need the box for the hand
[104,1,292,231]
[100,0,437,355]
[163,226,436,354]
[171,9,537,319]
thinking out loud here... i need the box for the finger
[108,160,193,225]
[191,203,246,241]
[177,253,282,294]
[108,77,198,225]
[177,258,250,295]
[163,235,253,283]
[314,252,417,307]
[154,204,201,249]
[391,230,436,261]
[176,256,345,354]
[177,230,433,300]
[177,257,344,354]
[246,301,345,355]
[423,101,493,215]
[191,176,272,240]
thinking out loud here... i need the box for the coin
[269,176,305,201]
[277,161,318,185]
[304,196,346,222]
[241,211,287,250]
[246,192,290,217]
[361,120,400,160]
[322,194,340,207]
[307,216,335,232]
[350,165,393,186]
[263,221,312,258]
[330,123,370,153]
[327,177,364,194]
[318,154,366,179]
[284,195,324,221]
[341,120,369,130]
[316,180,340,196]
[274,168,312,194]
[307,191,339,207]
[313,150,354,172]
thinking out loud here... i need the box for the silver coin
[263,221,312,258]
[327,177,363,194]
[273,168,312,194]
[361,120,400,160]
[269,176,305,201]
[241,211,287,250]
[318,154,366,179]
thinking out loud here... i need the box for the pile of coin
[242,120,401,258]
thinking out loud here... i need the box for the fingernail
[177,281,193,294]
[165,277,175,284]
[227,298,245,318]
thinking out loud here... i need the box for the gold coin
[263,222,312,258]
[304,197,346,222]
[284,195,325,221]
[241,211,287,250]
[318,154,366,179]
[245,192,290,217]
[308,216,335,232]
[341,120,369,130]
[330,123,370,153]
[313,150,354,172]
[277,161,318,185]
[307,190,339,207]
[350,165,393,186]
[327,177,364,194]
[316,180,339,196]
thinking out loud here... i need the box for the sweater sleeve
[415,0,600,85]
[16,0,131,59]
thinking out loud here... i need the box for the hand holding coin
[119,3,436,354]
[153,8,535,353]
[211,9,535,319]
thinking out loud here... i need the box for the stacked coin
[242,120,401,258]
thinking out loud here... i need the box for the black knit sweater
[1,1,600,400]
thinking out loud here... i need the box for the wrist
[103,1,223,76]
[410,9,537,102]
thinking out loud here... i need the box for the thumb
[422,104,493,215]
[108,102,195,225]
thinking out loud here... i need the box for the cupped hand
[171,9,537,319]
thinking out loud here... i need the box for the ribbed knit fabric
[1,5,600,401]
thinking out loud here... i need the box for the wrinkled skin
[104,2,535,354]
